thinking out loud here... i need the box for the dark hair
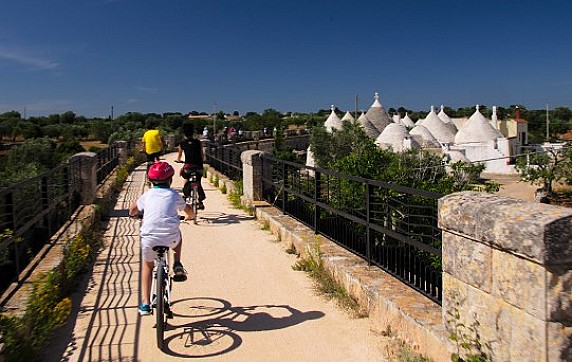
[182,123,194,138]
[150,177,172,186]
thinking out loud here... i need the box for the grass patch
[227,180,253,215]
[286,244,297,255]
[292,242,365,317]
[396,344,433,362]
[260,219,270,231]
[228,180,243,208]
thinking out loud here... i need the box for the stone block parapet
[439,191,572,361]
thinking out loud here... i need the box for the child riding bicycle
[129,161,194,316]
[177,123,206,210]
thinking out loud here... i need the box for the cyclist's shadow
[209,304,324,331]
[197,212,255,226]
[162,297,325,358]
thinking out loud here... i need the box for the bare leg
[141,261,154,305]
[172,240,182,263]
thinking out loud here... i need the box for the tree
[60,111,76,124]
[515,145,572,195]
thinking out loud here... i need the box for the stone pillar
[439,192,572,361]
[113,141,128,165]
[70,152,98,205]
[241,150,265,202]
[166,134,176,150]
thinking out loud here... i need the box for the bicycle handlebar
[130,213,186,221]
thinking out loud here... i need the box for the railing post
[281,162,287,214]
[366,182,372,266]
[70,152,97,205]
[41,175,51,234]
[313,170,321,233]
[4,192,15,231]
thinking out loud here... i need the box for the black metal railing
[260,154,443,304]
[0,142,124,295]
[0,159,82,293]
[96,144,119,183]
[202,142,442,303]
[203,142,243,181]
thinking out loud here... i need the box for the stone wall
[440,192,572,361]
[242,152,572,361]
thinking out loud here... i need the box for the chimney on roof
[516,106,521,121]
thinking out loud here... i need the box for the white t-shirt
[137,186,186,247]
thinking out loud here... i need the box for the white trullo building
[306,105,344,173]
[374,123,419,152]
[307,91,527,175]
[450,105,514,173]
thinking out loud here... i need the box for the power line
[408,144,572,171]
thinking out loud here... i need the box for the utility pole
[111,106,114,121]
[354,94,358,119]
[213,101,217,135]
[545,102,550,142]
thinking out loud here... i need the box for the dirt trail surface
[486,174,537,201]
[45,153,390,362]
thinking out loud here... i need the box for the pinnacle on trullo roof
[454,105,504,144]
[324,105,343,132]
[365,92,392,133]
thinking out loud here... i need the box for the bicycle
[149,215,186,351]
[175,161,201,225]
[151,244,172,350]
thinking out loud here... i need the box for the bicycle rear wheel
[155,264,166,350]
[192,186,199,224]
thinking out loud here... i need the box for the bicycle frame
[177,161,201,224]
[150,245,172,350]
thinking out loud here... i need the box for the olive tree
[515,145,572,195]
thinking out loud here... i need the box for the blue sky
[1,0,571,118]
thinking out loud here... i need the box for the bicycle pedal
[172,274,187,282]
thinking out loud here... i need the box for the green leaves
[515,145,572,194]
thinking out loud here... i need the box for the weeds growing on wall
[446,292,490,362]
[0,225,101,361]
[228,180,242,208]
[112,156,136,192]
[292,242,365,317]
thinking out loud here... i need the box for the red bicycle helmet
[148,161,175,181]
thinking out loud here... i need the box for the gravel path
[45,153,391,362]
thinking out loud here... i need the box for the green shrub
[0,225,100,361]
[228,180,243,208]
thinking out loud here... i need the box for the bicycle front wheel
[155,264,166,350]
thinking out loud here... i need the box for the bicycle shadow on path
[193,212,255,226]
[161,297,324,358]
